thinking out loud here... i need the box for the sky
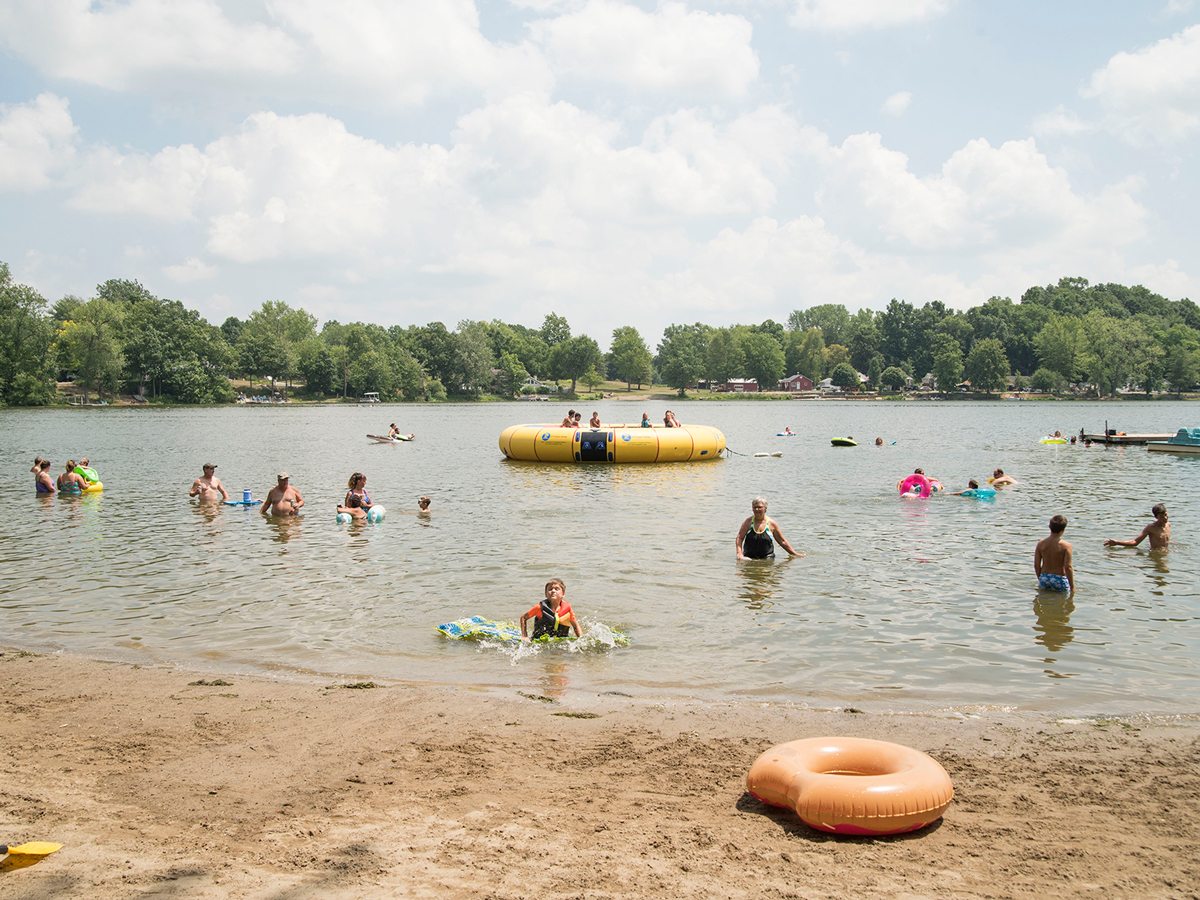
[1,0,1198,350]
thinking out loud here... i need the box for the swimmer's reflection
[266,516,304,546]
[1146,550,1170,592]
[535,658,570,702]
[344,519,372,562]
[1032,591,1075,654]
[736,557,794,610]
[190,499,224,544]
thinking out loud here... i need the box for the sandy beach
[2,649,1197,899]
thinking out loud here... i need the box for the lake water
[2,400,1198,716]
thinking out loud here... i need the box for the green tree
[881,366,907,390]
[964,337,1010,394]
[656,323,710,395]
[824,343,850,371]
[495,351,527,397]
[788,327,826,382]
[867,355,883,390]
[847,309,881,372]
[830,362,859,391]
[454,320,496,395]
[1030,367,1062,393]
[740,331,785,390]
[0,263,57,405]
[540,312,571,347]
[788,304,850,347]
[552,334,603,394]
[409,322,457,386]
[1161,325,1200,393]
[1034,315,1084,381]
[877,298,915,369]
[581,366,603,393]
[297,338,337,397]
[1078,311,1150,397]
[930,333,964,392]
[56,297,125,402]
[705,328,744,385]
[611,326,653,389]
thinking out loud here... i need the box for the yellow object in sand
[2,842,62,856]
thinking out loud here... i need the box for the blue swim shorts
[1038,573,1070,592]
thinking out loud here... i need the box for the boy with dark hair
[1035,514,1074,593]
[1105,504,1170,550]
[520,578,581,640]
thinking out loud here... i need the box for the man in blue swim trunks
[1035,514,1074,593]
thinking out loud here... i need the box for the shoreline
[4,648,1198,898]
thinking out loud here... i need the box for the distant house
[779,373,814,392]
[818,377,841,393]
[721,378,759,393]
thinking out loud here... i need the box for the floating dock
[1083,432,1175,445]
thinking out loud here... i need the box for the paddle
[2,842,62,856]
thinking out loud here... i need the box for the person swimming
[520,578,581,640]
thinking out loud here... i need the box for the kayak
[367,433,414,443]
[831,438,857,447]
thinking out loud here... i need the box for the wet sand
[2,649,1198,899]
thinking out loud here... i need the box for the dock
[1083,432,1175,445]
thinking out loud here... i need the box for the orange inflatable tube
[746,737,953,835]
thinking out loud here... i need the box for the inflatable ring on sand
[746,737,954,835]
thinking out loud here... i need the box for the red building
[779,373,815,392]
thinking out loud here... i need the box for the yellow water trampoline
[499,424,726,463]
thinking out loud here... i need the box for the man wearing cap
[261,472,304,516]
[189,463,229,502]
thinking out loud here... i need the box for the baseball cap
[278,471,289,479]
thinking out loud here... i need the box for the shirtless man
[261,472,304,516]
[589,411,601,428]
[1104,504,1170,550]
[189,463,229,502]
[991,467,1018,487]
[1035,514,1075,593]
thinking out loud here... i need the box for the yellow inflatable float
[499,424,725,463]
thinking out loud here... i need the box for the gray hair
[751,496,767,508]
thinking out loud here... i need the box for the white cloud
[71,144,208,221]
[0,93,78,191]
[531,0,758,96]
[881,91,912,117]
[0,0,299,91]
[1163,0,1193,14]
[266,0,552,106]
[0,0,548,107]
[813,132,1147,257]
[789,0,950,31]
[1085,24,1200,143]
[1031,104,1092,138]
[163,257,218,282]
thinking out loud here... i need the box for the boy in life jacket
[520,578,581,641]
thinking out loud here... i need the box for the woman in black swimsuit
[736,497,799,560]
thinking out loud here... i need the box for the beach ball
[336,512,352,525]
[367,505,386,523]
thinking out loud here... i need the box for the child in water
[1035,514,1075,593]
[1104,504,1170,550]
[520,578,581,641]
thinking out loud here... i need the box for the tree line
[2,262,1198,406]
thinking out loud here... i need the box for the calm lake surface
[2,400,1198,716]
